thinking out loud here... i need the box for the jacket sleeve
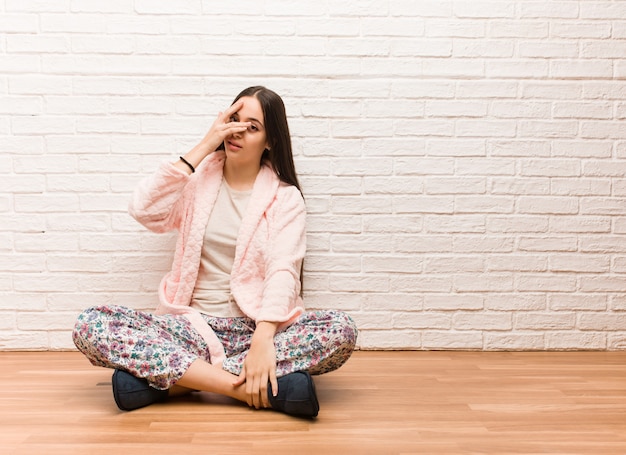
[257,185,306,323]
[128,161,193,233]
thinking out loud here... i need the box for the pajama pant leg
[217,310,358,377]
[72,305,212,390]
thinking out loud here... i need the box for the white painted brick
[485,294,546,311]
[487,215,549,233]
[519,2,580,19]
[580,2,626,19]
[0,175,45,193]
[490,101,550,119]
[425,177,485,194]
[424,295,483,311]
[363,255,422,274]
[47,255,111,273]
[352,312,393,330]
[45,96,108,115]
[549,294,607,311]
[551,178,610,196]
[359,293,421,312]
[332,158,393,176]
[583,82,626,100]
[517,275,577,292]
[46,214,109,232]
[454,274,514,292]
[518,197,578,214]
[457,81,518,99]
[330,275,389,293]
[331,196,392,214]
[14,194,79,213]
[488,21,548,38]
[482,175,540,196]
[546,332,607,350]
[394,157,454,176]
[424,214,485,234]
[331,234,393,253]
[453,312,512,331]
[515,313,576,330]
[583,160,626,177]
[456,158,516,176]
[0,14,39,33]
[608,334,626,350]
[391,274,453,293]
[454,196,514,214]
[7,35,70,54]
[551,59,613,79]
[522,81,582,100]
[297,18,359,36]
[426,20,485,38]
[0,294,46,312]
[0,254,46,273]
[1,215,46,233]
[363,215,423,234]
[484,333,545,350]
[358,330,420,350]
[453,39,514,58]
[0,136,43,154]
[424,255,484,272]
[394,196,454,214]
[364,177,424,195]
[487,60,549,79]
[12,117,76,135]
[518,236,577,252]
[422,331,483,349]
[391,0,452,17]
[487,255,547,273]
[452,236,515,254]
[43,55,169,75]
[426,101,488,118]
[393,312,451,330]
[300,177,361,196]
[454,1,515,18]
[305,255,361,273]
[552,141,612,158]
[307,215,361,234]
[0,332,49,350]
[423,58,485,78]
[489,141,550,157]
[549,254,609,273]
[394,235,452,253]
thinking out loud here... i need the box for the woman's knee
[327,310,359,348]
[72,305,109,349]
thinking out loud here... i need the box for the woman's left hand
[233,322,279,409]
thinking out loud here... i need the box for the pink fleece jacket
[128,151,306,365]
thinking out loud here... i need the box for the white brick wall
[2,1,626,351]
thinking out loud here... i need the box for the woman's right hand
[177,100,251,172]
[197,100,251,158]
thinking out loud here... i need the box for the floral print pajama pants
[72,305,358,390]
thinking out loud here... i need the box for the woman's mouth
[227,140,242,151]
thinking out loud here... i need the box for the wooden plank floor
[1,351,626,454]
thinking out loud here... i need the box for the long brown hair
[222,87,305,293]
[222,86,302,195]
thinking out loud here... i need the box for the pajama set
[72,151,357,390]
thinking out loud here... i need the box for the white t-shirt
[190,180,251,317]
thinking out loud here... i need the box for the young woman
[72,86,358,418]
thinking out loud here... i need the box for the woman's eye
[230,115,237,122]
[249,124,258,131]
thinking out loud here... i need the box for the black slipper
[268,371,319,418]
[111,369,168,411]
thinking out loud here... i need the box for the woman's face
[224,96,269,167]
